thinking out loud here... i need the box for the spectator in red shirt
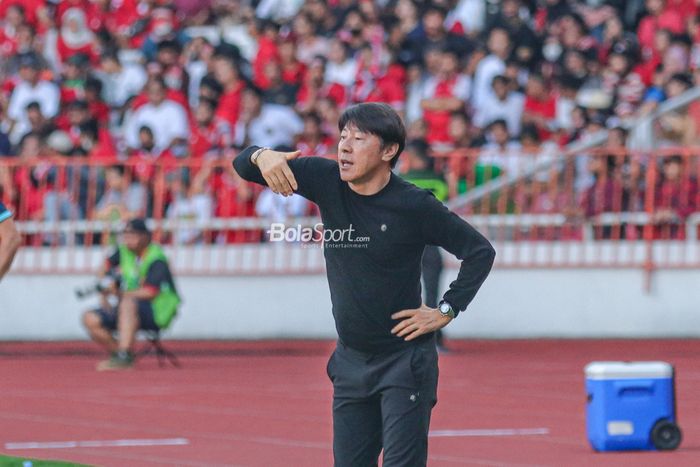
[296,112,334,157]
[602,42,646,118]
[213,51,245,129]
[252,19,280,90]
[190,97,232,159]
[277,38,306,87]
[653,155,699,239]
[155,39,189,94]
[58,53,90,106]
[0,4,25,59]
[55,7,99,65]
[0,0,49,33]
[84,77,110,125]
[261,61,298,107]
[296,56,346,114]
[637,0,684,56]
[421,47,470,148]
[351,44,405,110]
[522,74,556,141]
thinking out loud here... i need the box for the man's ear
[381,143,399,164]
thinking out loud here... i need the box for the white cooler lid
[585,361,673,380]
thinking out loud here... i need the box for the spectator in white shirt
[98,51,148,109]
[234,86,303,148]
[473,75,525,137]
[7,53,60,145]
[166,168,213,244]
[255,187,308,224]
[479,119,523,176]
[325,38,357,87]
[124,78,190,155]
[472,27,511,112]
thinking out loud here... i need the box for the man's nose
[339,139,352,153]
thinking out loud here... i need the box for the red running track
[0,339,699,466]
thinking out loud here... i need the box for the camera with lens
[75,271,122,299]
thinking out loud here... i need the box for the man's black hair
[244,84,264,99]
[488,118,508,130]
[157,39,182,54]
[669,72,693,88]
[198,97,218,112]
[664,155,683,165]
[520,123,540,143]
[200,75,224,97]
[406,138,433,171]
[25,101,41,112]
[108,164,126,176]
[423,4,448,18]
[100,49,120,64]
[338,103,406,169]
[85,76,103,94]
[138,126,154,137]
[491,74,509,87]
[79,120,99,140]
[304,111,322,126]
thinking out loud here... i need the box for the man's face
[448,115,468,141]
[440,53,458,77]
[488,29,510,57]
[492,79,507,99]
[123,231,147,252]
[19,65,38,82]
[68,107,87,126]
[241,90,262,116]
[337,124,394,183]
[423,11,444,37]
[195,103,214,126]
[525,78,544,98]
[491,124,509,145]
[139,130,154,149]
[27,108,42,126]
[147,82,166,105]
[663,160,681,181]
[105,168,124,189]
[213,58,236,84]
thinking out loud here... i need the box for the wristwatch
[250,147,269,166]
[438,300,456,319]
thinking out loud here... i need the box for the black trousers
[327,337,439,467]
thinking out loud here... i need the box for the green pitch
[0,455,91,467]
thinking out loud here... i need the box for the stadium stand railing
[2,148,700,277]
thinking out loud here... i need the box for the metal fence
[2,147,700,278]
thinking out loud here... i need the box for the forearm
[423,198,496,313]
[122,287,157,301]
[442,236,495,313]
[232,145,267,185]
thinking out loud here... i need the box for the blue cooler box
[585,361,682,452]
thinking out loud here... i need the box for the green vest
[119,244,181,329]
[402,170,449,202]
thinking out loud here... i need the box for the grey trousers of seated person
[327,336,439,467]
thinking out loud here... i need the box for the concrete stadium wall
[1,267,699,340]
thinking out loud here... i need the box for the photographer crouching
[81,218,180,371]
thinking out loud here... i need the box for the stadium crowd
[0,0,699,243]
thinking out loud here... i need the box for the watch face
[439,303,450,315]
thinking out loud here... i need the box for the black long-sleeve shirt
[234,147,495,353]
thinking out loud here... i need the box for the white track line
[4,438,189,450]
[429,428,549,437]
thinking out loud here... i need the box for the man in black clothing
[233,103,495,466]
